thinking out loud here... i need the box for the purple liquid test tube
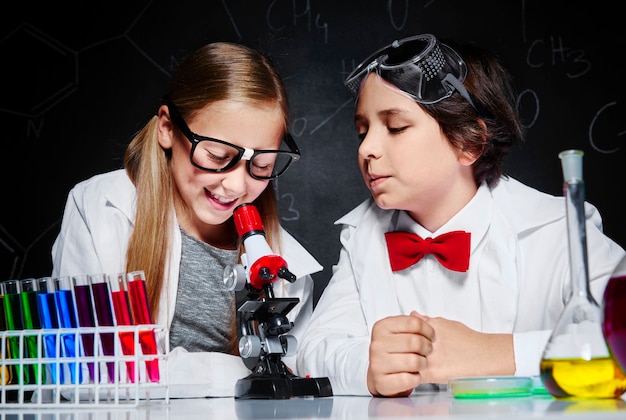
[127,270,160,382]
[89,274,116,383]
[72,275,96,383]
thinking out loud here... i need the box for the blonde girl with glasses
[51,42,322,397]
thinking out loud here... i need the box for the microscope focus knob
[239,335,262,359]
[280,335,298,357]
[223,264,247,291]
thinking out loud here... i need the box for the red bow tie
[385,231,471,272]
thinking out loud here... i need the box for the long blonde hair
[123,42,288,321]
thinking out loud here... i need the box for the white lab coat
[51,169,323,397]
[296,176,626,395]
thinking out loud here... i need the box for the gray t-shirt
[168,228,239,353]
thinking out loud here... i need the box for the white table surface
[1,389,625,420]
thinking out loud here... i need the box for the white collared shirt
[393,185,492,329]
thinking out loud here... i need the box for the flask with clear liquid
[539,149,626,399]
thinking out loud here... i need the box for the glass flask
[602,271,626,375]
[539,149,626,398]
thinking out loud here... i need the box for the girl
[52,42,322,397]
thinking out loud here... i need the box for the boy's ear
[458,119,487,166]
[458,149,479,166]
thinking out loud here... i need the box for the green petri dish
[449,376,534,399]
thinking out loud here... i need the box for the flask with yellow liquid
[539,149,626,399]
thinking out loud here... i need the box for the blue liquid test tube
[37,276,63,384]
[54,276,82,384]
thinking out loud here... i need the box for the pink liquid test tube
[107,273,136,382]
[88,274,116,383]
[126,270,160,382]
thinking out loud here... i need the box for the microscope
[223,203,333,399]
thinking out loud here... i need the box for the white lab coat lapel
[97,172,136,271]
[349,203,403,334]
[474,188,519,333]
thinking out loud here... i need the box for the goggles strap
[442,74,491,119]
[442,74,476,109]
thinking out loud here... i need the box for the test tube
[1,284,15,387]
[1,279,35,384]
[89,273,116,382]
[54,276,82,384]
[126,270,160,382]
[37,276,62,384]
[107,272,136,382]
[71,274,96,383]
[20,278,45,384]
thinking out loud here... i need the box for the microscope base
[234,374,333,399]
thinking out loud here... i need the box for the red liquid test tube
[107,273,136,383]
[126,270,160,383]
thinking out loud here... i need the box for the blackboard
[2,0,625,304]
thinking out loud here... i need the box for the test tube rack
[0,324,169,407]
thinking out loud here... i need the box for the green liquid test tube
[1,288,15,388]
[1,279,36,385]
[20,278,45,384]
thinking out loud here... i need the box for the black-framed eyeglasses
[164,100,300,180]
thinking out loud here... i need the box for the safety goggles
[344,33,477,109]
